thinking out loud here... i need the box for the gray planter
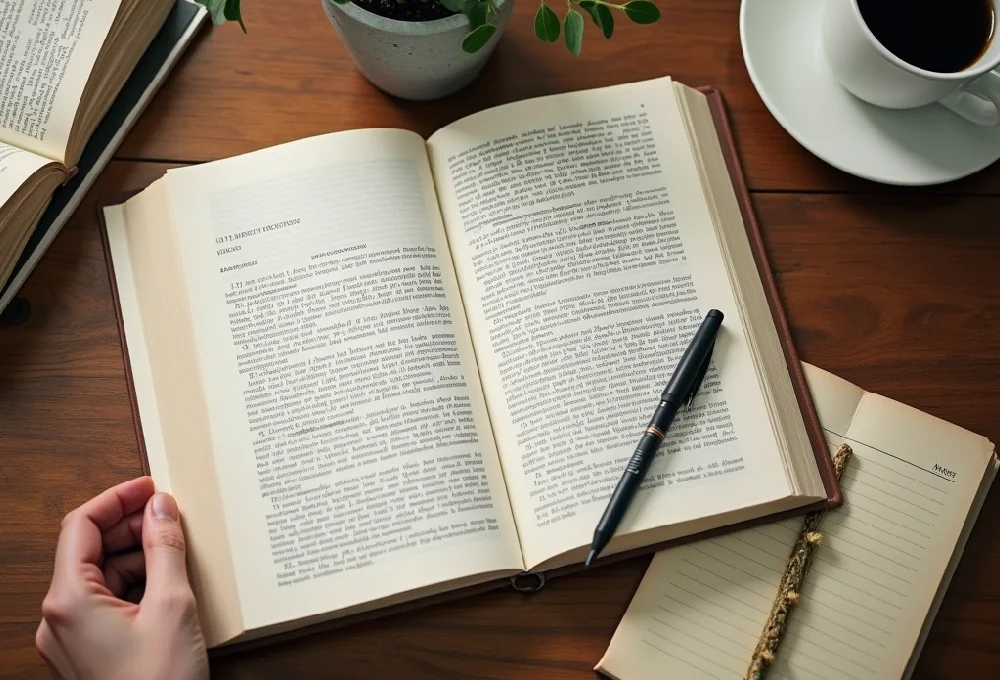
[321,0,513,101]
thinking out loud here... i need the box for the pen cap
[661,310,724,402]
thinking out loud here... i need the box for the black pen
[585,309,724,568]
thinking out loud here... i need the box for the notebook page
[598,364,995,680]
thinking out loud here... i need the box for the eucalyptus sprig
[195,0,661,55]
[535,0,660,56]
[438,0,660,54]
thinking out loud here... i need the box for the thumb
[141,492,193,604]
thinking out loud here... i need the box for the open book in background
[598,363,998,680]
[0,0,208,312]
[101,76,838,648]
[0,0,175,291]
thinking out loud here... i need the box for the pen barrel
[626,400,676,475]
[661,309,723,402]
[587,312,719,564]
[588,398,684,561]
[594,469,644,536]
[594,409,673,535]
[625,432,662,476]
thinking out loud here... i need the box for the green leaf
[580,1,613,39]
[462,23,496,53]
[564,8,584,56]
[623,0,660,24]
[330,0,351,4]
[197,0,228,24]
[596,5,614,37]
[224,0,245,32]
[464,0,488,29]
[533,3,560,42]
[439,0,465,12]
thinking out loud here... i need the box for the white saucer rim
[738,0,999,187]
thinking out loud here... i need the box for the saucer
[740,0,1000,186]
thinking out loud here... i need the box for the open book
[598,363,998,680]
[0,0,207,312]
[101,77,839,648]
[0,0,173,287]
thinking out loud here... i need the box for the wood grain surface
[3,0,1000,677]
[119,0,1000,194]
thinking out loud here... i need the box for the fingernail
[151,493,178,522]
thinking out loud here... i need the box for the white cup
[822,0,1000,126]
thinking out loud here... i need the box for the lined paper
[598,364,995,680]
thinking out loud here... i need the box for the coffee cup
[822,0,1000,126]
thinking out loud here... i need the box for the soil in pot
[354,0,456,22]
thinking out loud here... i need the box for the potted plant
[197,0,661,101]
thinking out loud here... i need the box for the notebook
[99,78,840,648]
[598,363,998,680]
[0,0,208,312]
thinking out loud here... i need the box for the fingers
[53,478,155,583]
[141,493,195,613]
[102,511,144,555]
[75,477,155,532]
[52,514,104,589]
[35,621,74,680]
[102,551,146,599]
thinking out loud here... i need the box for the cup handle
[941,70,1000,127]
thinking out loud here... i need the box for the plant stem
[572,0,629,9]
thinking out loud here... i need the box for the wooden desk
[2,1,999,677]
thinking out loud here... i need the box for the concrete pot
[321,0,513,101]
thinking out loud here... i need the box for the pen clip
[683,340,715,410]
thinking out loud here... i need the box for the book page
[427,77,806,569]
[0,141,52,205]
[0,0,121,162]
[598,363,996,680]
[106,192,244,646]
[129,129,523,636]
[0,141,63,284]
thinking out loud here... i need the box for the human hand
[36,477,209,680]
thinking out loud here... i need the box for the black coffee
[857,0,995,73]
